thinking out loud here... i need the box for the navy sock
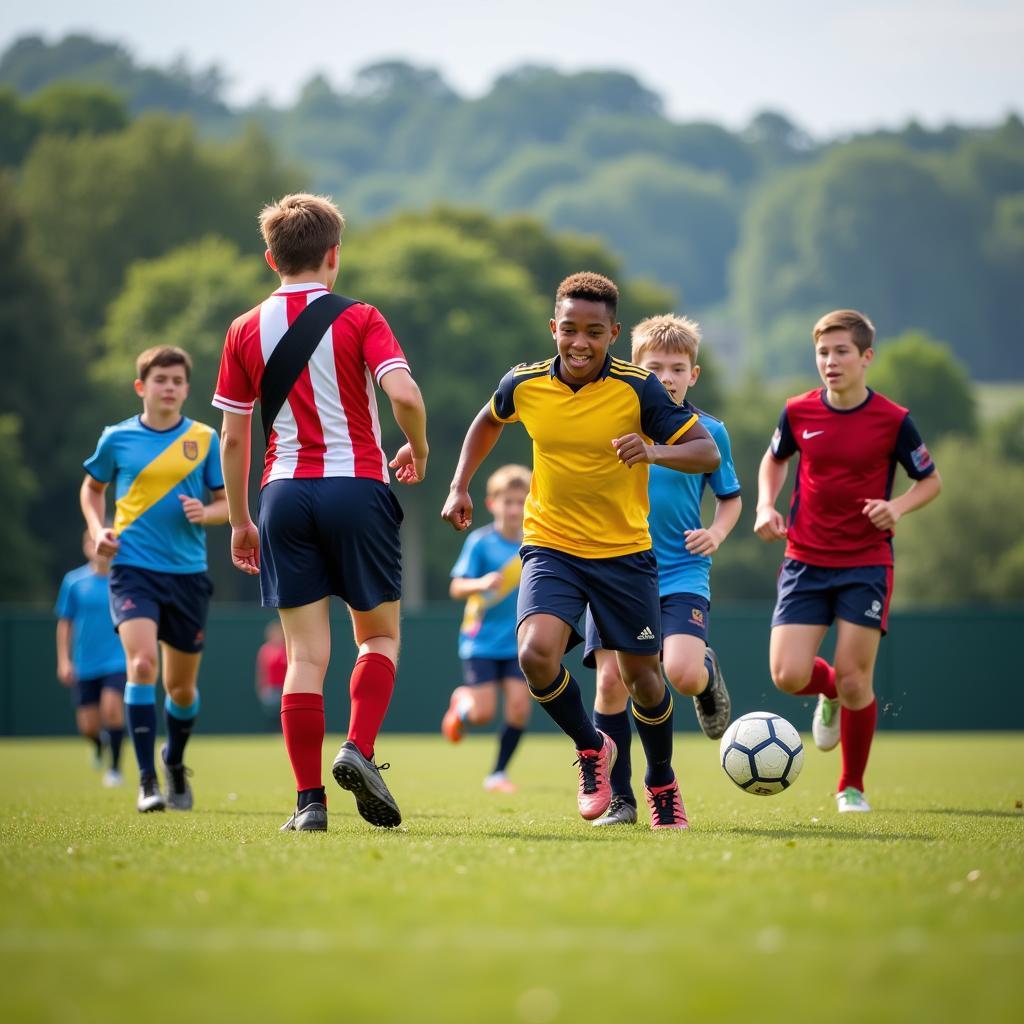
[632,687,675,788]
[493,725,524,774]
[297,787,326,811]
[696,650,717,711]
[164,693,200,766]
[529,668,602,751]
[91,735,103,759]
[594,709,635,803]
[107,728,124,771]
[124,683,157,776]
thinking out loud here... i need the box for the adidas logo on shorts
[636,626,656,641]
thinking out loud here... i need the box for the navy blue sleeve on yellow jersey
[894,414,936,480]
[639,374,699,443]
[489,368,521,424]
[770,408,798,460]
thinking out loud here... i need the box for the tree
[0,415,47,600]
[0,87,37,165]
[24,82,128,136]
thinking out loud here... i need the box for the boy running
[754,310,942,812]
[81,347,227,813]
[586,315,741,827]
[443,464,532,793]
[442,273,721,829]
[215,193,428,833]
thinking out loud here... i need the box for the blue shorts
[259,477,403,610]
[461,656,526,686]
[109,565,212,653]
[518,545,661,658]
[73,672,127,708]
[772,558,893,634]
[583,592,709,667]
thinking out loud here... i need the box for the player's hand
[478,571,503,594]
[230,522,260,575]
[180,495,207,524]
[442,488,474,531]
[754,506,787,542]
[684,527,722,556]
[57,661,76,686]
[390,443,427,485]
[94,528,120,557]
[612,433,654,467]
[862,498,900,532]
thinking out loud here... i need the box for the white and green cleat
[836,787,871,813]
[812,694,841,751]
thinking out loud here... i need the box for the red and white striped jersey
[213,284,410,488]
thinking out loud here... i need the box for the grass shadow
[888,807,1024,819]
[715,825,933,842]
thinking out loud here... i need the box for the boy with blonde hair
[587,314,741,826]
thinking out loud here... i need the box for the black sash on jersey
[260,293,361,445]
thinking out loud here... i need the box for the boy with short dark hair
[81,345,227,813]
[442,272,721,829]
[755,309,942,812]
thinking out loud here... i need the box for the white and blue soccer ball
[719,712,804,796]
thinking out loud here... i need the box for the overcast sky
[3,0,1022,135]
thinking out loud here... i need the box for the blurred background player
[54,529,127,787]
[586,314,741,826]
[255,620,288,729]
[81,345,227,813]
[443,464,532,793]
[755,309,942,813]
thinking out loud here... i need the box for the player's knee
[517,641,558,686]
[595,667,625,704]
[770,663,809,695]
[665,663,705,697]
[622,668,664,708]
[127,652,157,682]
[835,671,872,706]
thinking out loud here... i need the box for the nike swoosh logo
[802,430,825,439]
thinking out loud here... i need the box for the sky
[2,0,1022,136]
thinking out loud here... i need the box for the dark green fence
[1,603,1021,736]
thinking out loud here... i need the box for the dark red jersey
[769,388,935,568]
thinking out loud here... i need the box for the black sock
[529,668,602,752]
[493,725,524,774]
[107,728,124,771]
[696,650,717,713]
[593,709,635,804]
[632,687,675,788]
[297,787,326,811]
[91,735,103,759]
[164,709,196,766]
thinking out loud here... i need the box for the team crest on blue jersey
[183,440,199,461]
[910,443,932,474]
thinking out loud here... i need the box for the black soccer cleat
[693,646,732,740]
[280,802,328,832]
[331,741,402,828]
[137,772,166,813]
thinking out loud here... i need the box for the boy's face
[550,298,620,385]
[135,364,189,414]
[486,487,527,534]
[815,330,872,392]
[636,347,699,405]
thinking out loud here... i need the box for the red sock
[348,653,396,759]
[796,657,837,699]
[839,699,877,793]
[280,692,324,791]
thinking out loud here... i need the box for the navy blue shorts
[259,477,403,610]
[583,592,709,667]
[772,558,893,634]
[109,565,212,653]
[518,545,661,658]
[73,672,127,708]
[461,656,526,686]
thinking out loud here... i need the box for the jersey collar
[272,283,330,296]
[820,387,875,414]
[550,353,613,384]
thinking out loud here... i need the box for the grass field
[1,732,1021,1024]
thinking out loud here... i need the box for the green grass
[1,733,1022,1024]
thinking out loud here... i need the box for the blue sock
[632,687,675,789]
[493,725,524,774]
[164,692,200,766]
[594,709,635,804]
[528,668,602,752]
[124,683,157,776]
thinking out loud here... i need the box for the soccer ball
[719,712,804,796]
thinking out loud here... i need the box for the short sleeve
[490,369,521,424]
[451,531,484,579]
[639,375,698,443]
[83,427,117,483]
[708,422,742,498]
[203,429,225,490]
[360,306,411,387]
[212,321,257,415]
[770,407,798,461]
[54,574,76,619]
[894,414,935,480]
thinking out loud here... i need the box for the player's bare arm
[862,470,943,531]
[55,619,76,685]
[381,368,428,484]
[442,406,505,531]
[611,421,720,472]
[449,572,503,599]
[685,494,743,556]
[754,448,790,542]
[180,488,228,526]
[80,475,119,556]
[219,410,260,575]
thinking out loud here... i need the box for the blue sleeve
[708,422,741,498]
[451,531,483,579]
[639,375,699,443]
[894,414,935,480]
[204,430,225,490]
[489,369,520,423]
[54,574,76,619]
[770,408,798,461]
[83,427,117,483]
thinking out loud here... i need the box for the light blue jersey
[451,525,522,660]
[648,405,741,600]
[83,416,224,574]
[54,565,125,679]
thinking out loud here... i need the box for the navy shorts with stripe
[109,565,212,653]
[517,545,661,657]
[259,477,403,610]
[73,672,127,708]
[461,656,526,686]
[772,558,893,634]
[583,592,709,668]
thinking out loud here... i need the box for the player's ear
[133,378,145,398]
[549,317,557,340]
[863,347,875,366]
[690,364,701,386]
[264,249,278,272]
[610,321,621,343]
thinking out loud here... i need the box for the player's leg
[160,643,202,810]
[99,674,126,784]
[486,670,530,791]
[117,615,164,812]
[591,647,637,824]
[442,661,499,743]
[831,619,881,811]
[73,681,103,768]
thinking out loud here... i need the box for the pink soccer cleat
[575,731,617,820]
[645,778,689,830]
